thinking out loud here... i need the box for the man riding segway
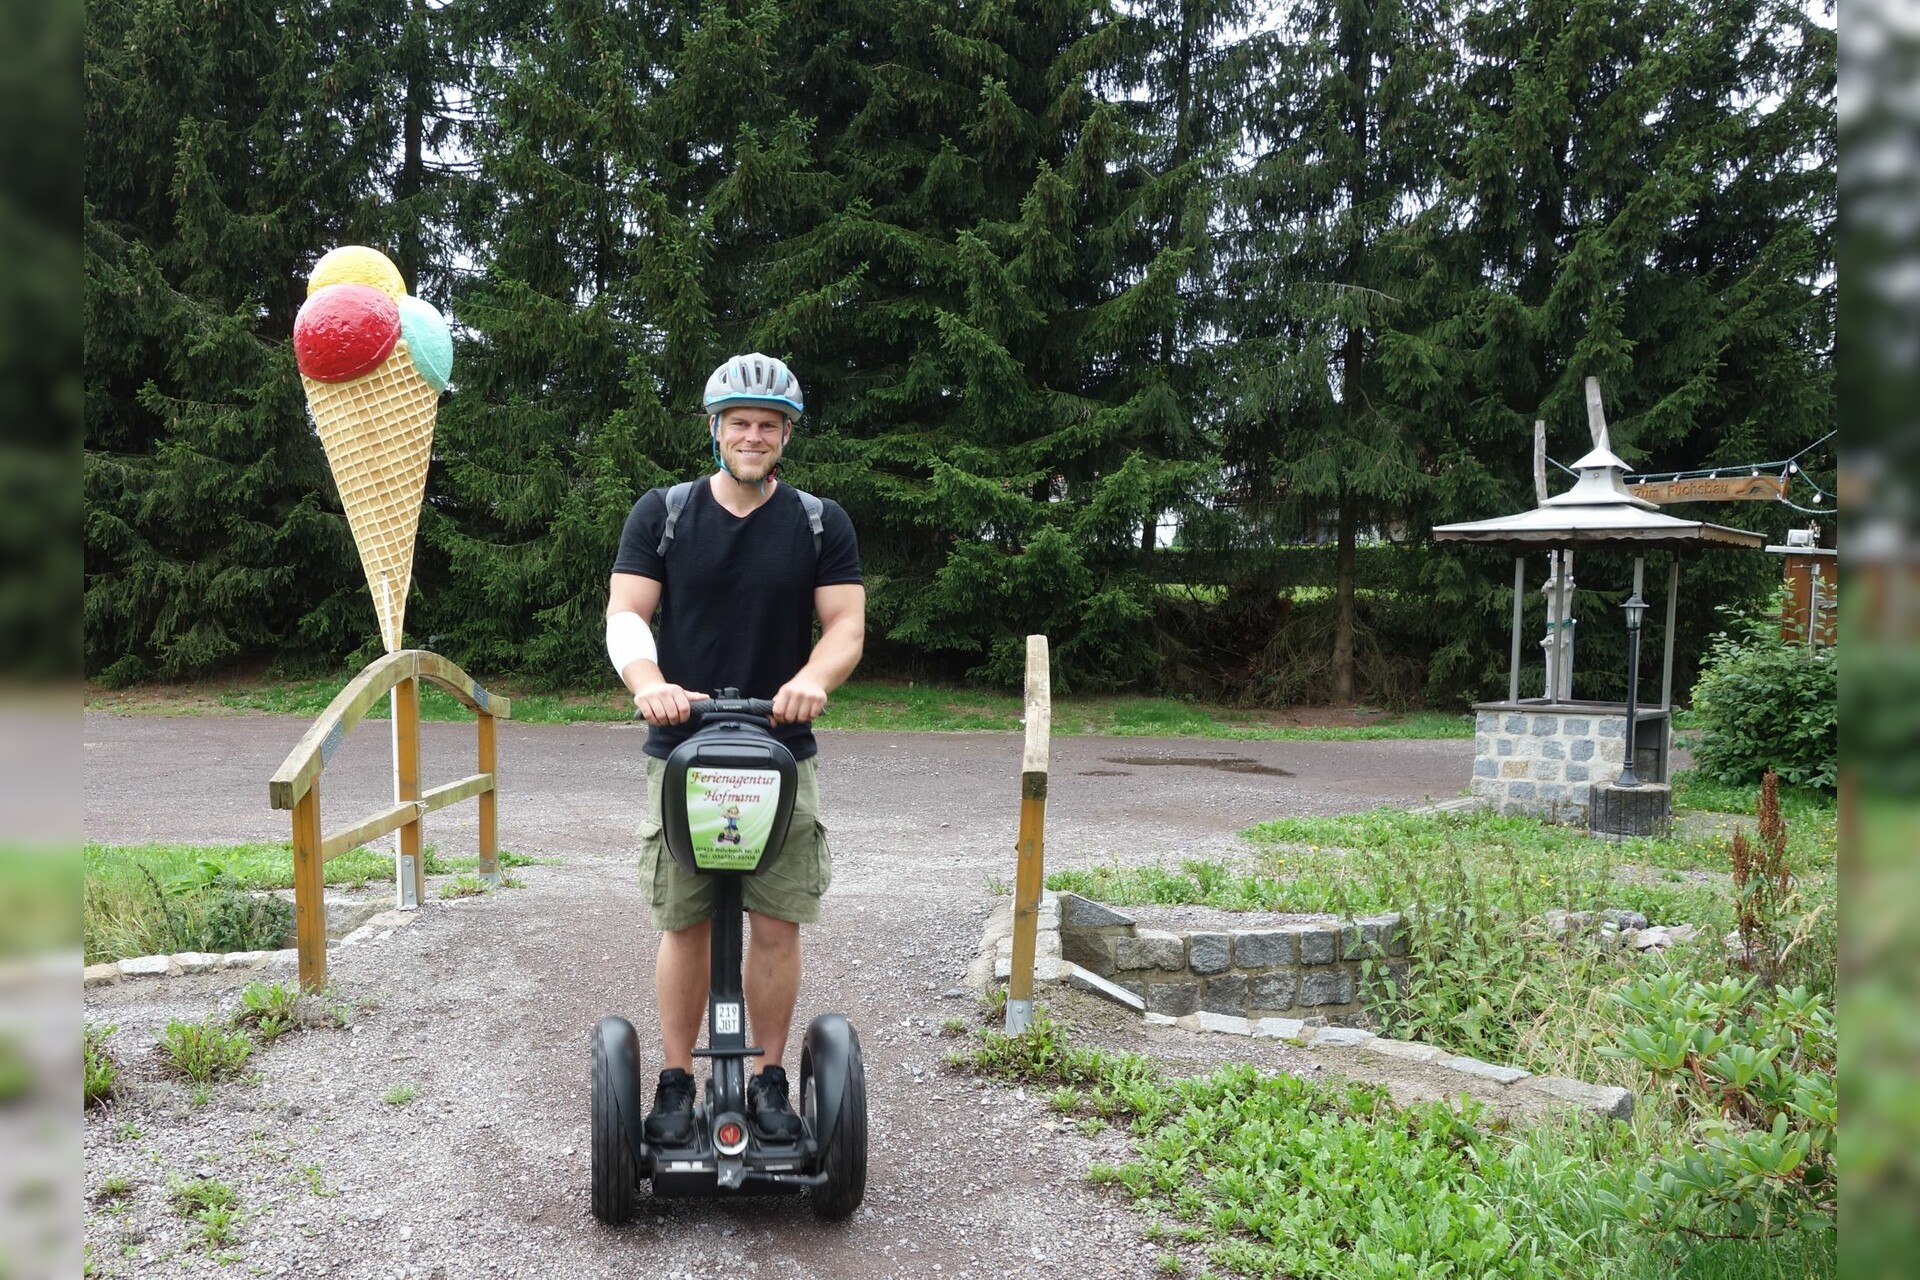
[604,353,865,1164]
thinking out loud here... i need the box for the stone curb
[83,910,422,988]
[968,889,1634,1121]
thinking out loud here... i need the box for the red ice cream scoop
[294,283,402,382]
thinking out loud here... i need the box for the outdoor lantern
[1617,586,1649,787]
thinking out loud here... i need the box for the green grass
[954,1014,1832,1279]
[85,841,391,894]
[82,841,539,963]
[816,684,1472,739]
[382,1083,417,1106]
[1049,786,1838,1081]
[1670,771,1835,824]
[84,841,380,964]
[92,674,1476,740]
[0,844,80,960]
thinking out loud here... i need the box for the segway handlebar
[631,693,777,724]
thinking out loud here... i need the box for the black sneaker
[644,1068,696,1145]
[747,1065,804,1140]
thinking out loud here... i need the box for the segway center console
[592,693,867,1223]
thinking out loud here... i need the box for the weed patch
[94,1174,134,1200]
[436,873,489,900]
[157,1017,252,1083]
[235,981,300,1041]
[167,1177,241,1251]
[84,1023,118,1107]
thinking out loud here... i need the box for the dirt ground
[82,712,1471,1280]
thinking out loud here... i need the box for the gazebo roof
[1431,504,1765,551]
[1432,397,1764,552]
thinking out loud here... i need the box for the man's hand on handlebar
[632,681,711,726]
[771,676,829,726]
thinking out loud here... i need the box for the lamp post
[1617,583,1649,788]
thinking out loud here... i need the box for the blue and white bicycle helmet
[702,353,804,420]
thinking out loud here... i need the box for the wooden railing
[268,650,512,990]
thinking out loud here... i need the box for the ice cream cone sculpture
[294,247,453,653]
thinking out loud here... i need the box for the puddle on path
[1097,755,1295,778]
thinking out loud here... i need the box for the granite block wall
[1058,894,1405,1024]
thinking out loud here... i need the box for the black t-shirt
[612,477,862,761]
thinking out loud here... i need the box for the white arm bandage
[606,611,657,676]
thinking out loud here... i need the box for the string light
[1543,429,1838,512]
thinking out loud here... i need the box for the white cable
[606,611,657,676]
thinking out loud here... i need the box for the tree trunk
[1328,6,1368,708]
[1332,486,1357,705]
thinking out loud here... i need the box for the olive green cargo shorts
[637,755,832,933]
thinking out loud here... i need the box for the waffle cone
[302,341,439,653]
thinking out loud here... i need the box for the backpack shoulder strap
[656,480,821,556]
[655,480,697,557]
[792,487,824,550]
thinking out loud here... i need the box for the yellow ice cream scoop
[308,245,407,300]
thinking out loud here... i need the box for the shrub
[1688,609,1836,790]
[157,1017,253,1083]
[193,887,294,954]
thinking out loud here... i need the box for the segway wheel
[591,1022,639,1225]
[803,1026,867,1221]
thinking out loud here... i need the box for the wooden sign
[1629,475,1785,504]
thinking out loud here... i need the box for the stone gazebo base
[1470,701,1668,825]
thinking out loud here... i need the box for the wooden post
[477,709,499,884]
[395,675,424,908]
[1005,635,1051,1036]
[1660,557,1680,711]
[292,779,327,992]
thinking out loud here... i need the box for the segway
[592,693,867,1224]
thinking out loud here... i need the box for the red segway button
[718,1121,744,1149]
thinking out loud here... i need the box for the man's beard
[724,441,782,482]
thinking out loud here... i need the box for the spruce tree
[85,0,430,681]
[724,0,1210,688]
[425,0,718,681]
[1214,0,1457,703]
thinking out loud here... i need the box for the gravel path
[83,713,1470,1279]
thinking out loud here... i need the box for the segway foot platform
[589,1013,868,1217]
